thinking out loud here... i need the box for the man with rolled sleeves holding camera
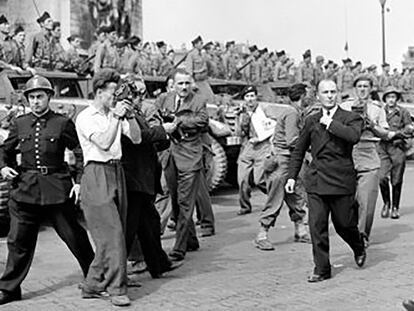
[76,69,142,307]
[0,75,94,305]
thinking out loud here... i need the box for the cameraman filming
[76,69,142,307]
[340,74,397,248]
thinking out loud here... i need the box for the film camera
[113,77,146,118]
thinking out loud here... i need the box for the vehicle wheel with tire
[207,137,228,191]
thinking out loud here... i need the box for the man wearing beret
[26,11,56,70]
[378,87,414,219]
[314,56,325,86]
[185,35,214,100]
[337,58,354,98]
[0,75,94,305]
[274,50,292,82]
[255,83,310,250]
[152,41,168,76]
[12,26,28,71]
[94,25,120,74]
[222,40,240,80]
[296,49,315,86]
[236,85,270,215]
[341,74,397,247]
[244,45,262,84]
[0,15,25,73]
[379,63,392,92]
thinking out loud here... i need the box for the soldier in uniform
[314,55,325,87]
[152,41,168,76]
[296,49,315,86]
[0,15,24,72]
[340,75,396,247]
[185,35,214,100]
[244,45,262,84]
[352,61,363,76]
[155,69,211,261]
[367,65,379,92]
[212,42,226,79]
[65,35,83,72]
[139,42,153,76]
[222,41,239,80]
[236,86,269,215]
[203,41,218,78]
[25,11,55,70]
[12,26,28,71]
[93,24,119,74]
[337,58,354,99]
[378,87,414,219]
[324,60,337,82]
[273,50,291,82]
[51,21,66,70]
[88,26,107,58]
[0,75,94,305]
[254,84,310,251]
[378,63,392,92]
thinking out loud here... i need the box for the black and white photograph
[0,0,413,310]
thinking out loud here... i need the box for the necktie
[175,98,182,112]
[326,109,330,116]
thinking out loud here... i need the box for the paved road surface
[1,164,414,310]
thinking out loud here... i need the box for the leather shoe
[294,233,311,243]
[354,250,367,268]
[237,209,251,216]
[307,273,331,283]
[403,299,414,311]
[186,243,200,252]
[0,290,21,305]
[168,250,185,261]
[200,228,215,237]
[254,238,275,251]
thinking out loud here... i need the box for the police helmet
[23,75,55,97]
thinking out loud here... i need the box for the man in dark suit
[285,79,366,282]
[121,77,182,278]
[155,69,210,261]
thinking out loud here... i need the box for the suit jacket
[121,102,169,196]
[155,91,209,172]
[288,106,363,195]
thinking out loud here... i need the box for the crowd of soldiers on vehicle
[2,11,414,101]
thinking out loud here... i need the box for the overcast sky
[142,0,414,70]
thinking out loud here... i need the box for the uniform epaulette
[15,112,31,119]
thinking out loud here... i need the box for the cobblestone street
[1,165,414,311]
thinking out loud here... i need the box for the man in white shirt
[76,69,141,307]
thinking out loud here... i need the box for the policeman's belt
[20,166,65,175]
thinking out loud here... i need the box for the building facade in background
[0,0,142,49]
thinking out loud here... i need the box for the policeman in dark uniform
[378,87,414,219]
[0,75,94,305]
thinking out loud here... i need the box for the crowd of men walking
[1,10,414,310]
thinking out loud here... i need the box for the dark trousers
[195,169,215,231]
[165,160,201,255]
[80,162,128,295]
[307,193,364,276]
[125,191,171,277]
[0,198,94,294]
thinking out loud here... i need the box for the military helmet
[23,75,55,97]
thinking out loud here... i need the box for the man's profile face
[0,22,10,34]
[385,93,398,107]
[28,90,50,115]
[98,82,117,108]
[173,72,192,98]
[355,80,372,100]
[317,80,337,110]
[14,31,25,44]
[43,18,53,31]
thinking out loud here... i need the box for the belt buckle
[39,166,48,175]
